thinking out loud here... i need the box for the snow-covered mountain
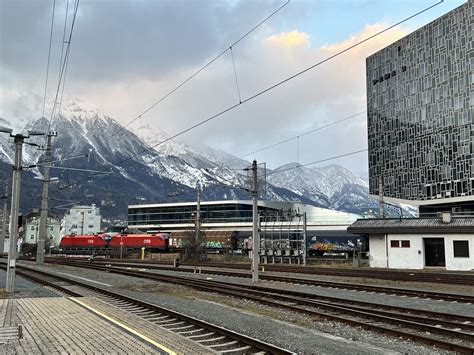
[0,103,314,217]
[267,163,379,215]
[0,103,405,218]
[136,124,249,171]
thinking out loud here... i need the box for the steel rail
[56,259,474,303]
[41,261,474,353]
[10,264,293,355]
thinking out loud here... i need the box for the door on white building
[424,238,445,267]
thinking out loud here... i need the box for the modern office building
[129,200,364,260]
[128,200,360,234]
[366,1,473,214]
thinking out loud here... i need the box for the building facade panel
[366,1,474,204]
[61,205,101,236]
[367,234,387,268]
[444,234,474,270]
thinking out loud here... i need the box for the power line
[111,0,290,137]
[172,148,368,198]
[41,0,56,128]
[202,110,367,176]
[46,0,79,134]
[240,111,366,159]
[56,0,71,117]
[113,1,442,168]
[266,148,368,177]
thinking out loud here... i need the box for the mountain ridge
[0,103,387,219]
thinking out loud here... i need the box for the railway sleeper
[208,340,239,349]
[167,324,194,332]
[219,345,252,354]
[197,335,226,344]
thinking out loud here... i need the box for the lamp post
[0,126,45,293]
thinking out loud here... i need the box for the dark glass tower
[366,1,474,214]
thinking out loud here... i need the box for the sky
[0,0,466,176]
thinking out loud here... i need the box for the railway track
[38,260,474,352]
[45,257,474,285]
[0,264,292,355]
[55,259,474,304]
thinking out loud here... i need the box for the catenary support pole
[379,176,385,218]
[252,160,259,282]
[0,181,8,253]
[36,132,56,264]
[195,184,201,256]
[303,212,307,266]
[6,135,25,293]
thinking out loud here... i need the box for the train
[58,227,169,255]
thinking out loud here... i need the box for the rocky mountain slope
[0,103,395,219]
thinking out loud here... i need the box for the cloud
[266,30,310,48]
[0,0,410,175]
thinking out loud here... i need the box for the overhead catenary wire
[46,0,80,135]
[41,0,57,128]
[111,0,291,136]
[230,46,242,103]
[56,0,71,116]
[239,111,366,159]
[266,148,368,177]
[113,0,442,168]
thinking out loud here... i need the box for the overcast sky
[0,0,466,176]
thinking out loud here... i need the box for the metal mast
[0,181,8,253]
[36,131,56,264]
[6,135,25,292]
[251,160,259,282]
[195,184,201,248]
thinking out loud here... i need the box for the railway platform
[0,289,212,354]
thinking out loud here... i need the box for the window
[453,241,469,258]
[390,240,400,248]
[401,240,411,248]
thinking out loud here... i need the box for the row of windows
[30,226,55,231]
[390,240,410,248]
[390,239,470,258]
[128,205,283,225]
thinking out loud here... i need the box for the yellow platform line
[69,297,177,355]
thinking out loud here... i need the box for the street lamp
[0,128,45,293]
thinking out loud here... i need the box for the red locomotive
[59,227,169,255]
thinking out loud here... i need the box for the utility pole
[0,181,8,253]
[302,212,307,266]
[6,135,24,292]
[251,160,259,282]
[36,131,56,264]
[195,184,201,250]
[379,176,385,218]
[0,127,45,293]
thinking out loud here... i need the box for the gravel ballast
[17,262,466,354]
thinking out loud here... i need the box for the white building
[61,205,101,236]
[24,214,61,246]
[348,216,474,271]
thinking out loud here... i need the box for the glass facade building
[128,200,361,230]
[129,202,269,226]
[366,1,474,209]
